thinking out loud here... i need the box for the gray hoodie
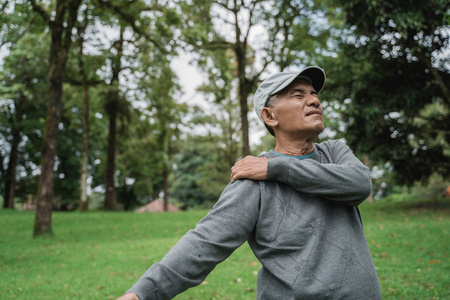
[126,140,381,299]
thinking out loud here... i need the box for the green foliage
[382,174,449,205]
[0,0,187,210]
[171,146,220,209]
[411,174,449,201]
[323,0,450,186]
[2,0,448,211]
[179,0,215,47]
[170,46,242,209]
[54,121,82,210]
[265,0,334,69]
[115,108,179,206]
[0,1,47,45]
[171,133,234,210]
[181,0,335,156]
[0,29,50,201]
[251,132,276,156]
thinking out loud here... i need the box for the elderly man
[118,66,381,300]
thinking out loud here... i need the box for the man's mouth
[306,109,323,116]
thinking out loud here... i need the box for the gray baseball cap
[254,66,326,127]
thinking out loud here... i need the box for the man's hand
[231,156,269,182]
[116,293,139,300]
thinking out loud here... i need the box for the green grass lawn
[0,199,448,300]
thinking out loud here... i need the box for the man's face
[270,79,324,137]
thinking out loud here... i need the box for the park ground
[0,198,449,300]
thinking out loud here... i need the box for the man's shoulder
[315,139,347,152]
[258,151,272,158]
[225,178,262,195]
[256,140,350,158]
[211,179,261,212]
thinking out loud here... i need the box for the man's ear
[261,107,278,128]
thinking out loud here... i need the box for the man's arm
[231,140,371,206]
[121,180,260,300]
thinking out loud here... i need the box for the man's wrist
[267,158,289,182]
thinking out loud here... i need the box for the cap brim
[271,66,325,95]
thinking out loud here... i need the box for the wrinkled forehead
[276,77,316,96]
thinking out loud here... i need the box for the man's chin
[312,123,325,135]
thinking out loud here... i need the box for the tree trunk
[226,97,237,168]
[79,79,89,211]
[34,67,63,235]
[78,25,89,212]
[163,168,169,211]
[3,108,21,209]
[235,41,250,156]
[362,153,374,203]
[239,87,250,156]
[33,0,82,236]
[103,27,124,211]
[104,100,117,210]
[159,111,169,212]
[231,4,251,157]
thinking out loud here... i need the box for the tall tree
[196,48,242,167]
[0,1,48,209]
[103,25,124,210]
[133,45,183,210]
[1,0,182,214]
[171,49,243,209]
[74,7,95,211]
[341,0,449,104]
[110,62,183,211]
[323,0,449,186]
[92,0,180,210]
[152,77,176,212]
[182,0,332,156]
[63,3,104,211]
[28,0,83,235]
[183,0,263,156]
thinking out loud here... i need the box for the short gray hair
[265,94,278,108]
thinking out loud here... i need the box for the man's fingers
[230,166,239,181]
[231,169,242,180]
[231,170,248,182]
[231,156,267,182]
[233,160,246,169]
[231,161,249,181]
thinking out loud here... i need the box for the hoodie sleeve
[125,179,261,300]
[266,140,371,206]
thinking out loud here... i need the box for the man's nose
[306,94,321,108]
